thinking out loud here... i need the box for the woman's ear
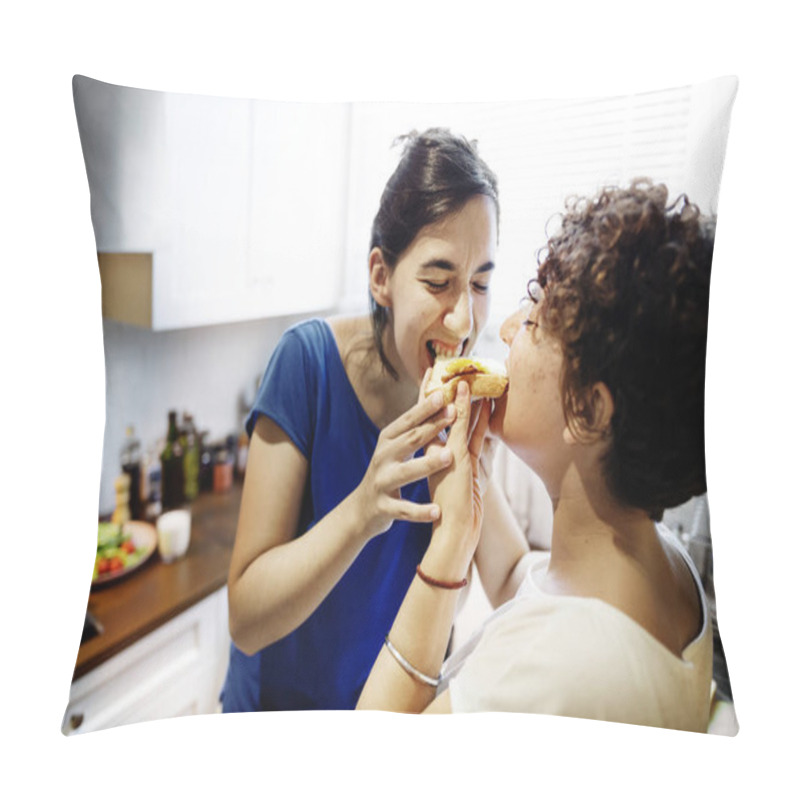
[563,382,615,445]
[368,247,392,309]
[591,382,615,436]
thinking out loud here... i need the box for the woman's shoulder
[326,315,372,351]
[280,317,333,349]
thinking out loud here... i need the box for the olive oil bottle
[181,412,200,501]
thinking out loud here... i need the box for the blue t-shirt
[221,318,432,711]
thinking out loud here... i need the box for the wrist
[340,489,381,546]
[422,523,475,584]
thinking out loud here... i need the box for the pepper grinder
[111,473,131,526]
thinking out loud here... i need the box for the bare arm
[357,382,488,713]
[228,390,454,655]
[228,415,366,653]
[473,477,532,608]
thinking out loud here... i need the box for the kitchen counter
[73,483,242,681]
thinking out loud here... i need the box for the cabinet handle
[67,712,84,732]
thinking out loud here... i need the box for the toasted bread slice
[425,356,508,404]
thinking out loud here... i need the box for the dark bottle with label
[120,425,143,520]
[161,410,185,510]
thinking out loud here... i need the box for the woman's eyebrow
[420,258,456,271]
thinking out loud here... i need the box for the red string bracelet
[416,564,468,590]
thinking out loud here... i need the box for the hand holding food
[427,380,492,548]
[352,388,456,539]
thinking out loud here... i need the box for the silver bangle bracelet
[384,636,441,688]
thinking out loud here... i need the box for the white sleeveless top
[440,524,713,732]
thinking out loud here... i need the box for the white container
[156,509,192,563]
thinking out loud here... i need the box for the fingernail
[430,390,444,408]
[430,506,441,521]
[445,404,456,420]
[440,448,452,465]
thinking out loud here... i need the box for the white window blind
[339,78,735,357]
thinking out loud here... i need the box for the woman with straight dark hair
[222,129,534,712]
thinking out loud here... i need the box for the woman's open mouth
[425,339,466,367]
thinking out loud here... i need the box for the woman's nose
[500,309,524,345]
[444,289,473,339]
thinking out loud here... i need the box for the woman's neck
[543,461,702,658]
[545,461,658,589]
[329,314,418,429]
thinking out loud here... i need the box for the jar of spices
[213,444,234,493]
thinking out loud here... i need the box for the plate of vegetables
[92,520,157,587]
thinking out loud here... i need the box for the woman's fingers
[385,497,442,524]
[445,381,472,449]
[455,379,471,417]
[389,402,456,461]
[469,399,491,461]
[383,385,445,439]
[417,367,433,405]
[393,442,453,487]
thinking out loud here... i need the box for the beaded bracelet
[416,564,468,590]
[384,636,440,688]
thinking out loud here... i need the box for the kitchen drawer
[63,588,229,735]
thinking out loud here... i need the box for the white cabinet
[73,76,349,330]
[154,91,252,328]
[62,588,230,735]
[73,77,167,253]
[245,100,349,318]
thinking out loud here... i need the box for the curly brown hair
[535,180,715,520]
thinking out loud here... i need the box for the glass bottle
[143,439,163,520]
[161,410,185,510]
[120,425,143,520]
[181,412,200,501]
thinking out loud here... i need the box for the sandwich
[425,356,508,405]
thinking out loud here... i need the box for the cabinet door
[245,100,350,317]
[73,76,167,253]
[154,93,252,329]
[62,589,230,735]
[75,78,350,329]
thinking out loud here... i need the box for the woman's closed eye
[421,279,490,295]
[421,279,449,293]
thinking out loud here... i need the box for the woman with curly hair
[356,180,715,731]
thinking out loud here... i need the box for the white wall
[97,311,313,513]
[341,78,737,361]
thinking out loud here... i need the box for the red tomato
[109,556,124,572]
[121,540,136,554]
[97,558,111,574]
